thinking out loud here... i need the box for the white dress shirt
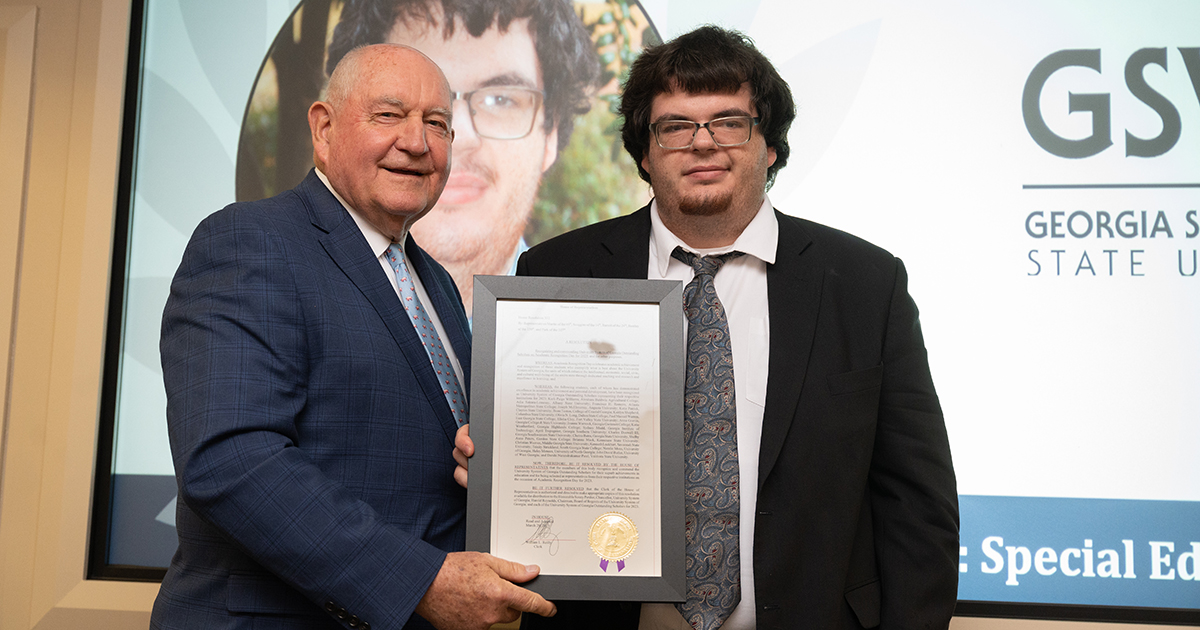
[314,169,466,390]
[640,196,776,630]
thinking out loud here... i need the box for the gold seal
[588,512,638,561]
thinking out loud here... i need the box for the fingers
[453,462,469,489]
[455,423,474,456]
[416,552,554,629]
[510,586,557,618]
[486,556,540,584]
[484,557,556,618]
[452,424,473,488]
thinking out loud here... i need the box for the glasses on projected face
[452,87,544,140]
[650,116,761,149]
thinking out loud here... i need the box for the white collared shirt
[641,196,775,630]
[314,169,466,391]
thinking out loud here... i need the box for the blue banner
[959,496,1200,609]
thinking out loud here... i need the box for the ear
[309,101,334,169]
[541,126,559,173]
[767,145,777,168]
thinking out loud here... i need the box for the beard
[676,186,735,217]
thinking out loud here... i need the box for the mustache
[447,156,497,185]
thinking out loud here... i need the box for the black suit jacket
[517,205,958,629]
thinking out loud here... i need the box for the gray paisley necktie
[671,246,743,630]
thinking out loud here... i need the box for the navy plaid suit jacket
[152,170,471,630]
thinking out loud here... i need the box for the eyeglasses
[649,116,760,149]
[452,87,544,140]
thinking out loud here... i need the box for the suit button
[337,609,349,620]
[325,601,338,613]
[348,616,361,627]
[360,623,371,630]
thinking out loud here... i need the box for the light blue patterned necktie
[671,246,743,630]
[385,243,468,427]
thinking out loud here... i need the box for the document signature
[524,516,561,556]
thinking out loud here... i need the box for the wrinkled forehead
[356,46,452,105]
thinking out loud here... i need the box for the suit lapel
[589,205,819,488]
[591,205,653,278]
[758,211,823,490]
[300,172,460,441]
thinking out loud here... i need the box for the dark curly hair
[326,0,600,152]
[619,25,795,189]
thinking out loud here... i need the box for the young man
[463,25,959,630]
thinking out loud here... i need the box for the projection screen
[94,0,1200,623]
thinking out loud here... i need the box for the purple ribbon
[599,559,627,572]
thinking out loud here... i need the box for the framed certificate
[466,275,685,602]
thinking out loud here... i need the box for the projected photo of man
[328,0,599,311]
[239,0,657,314]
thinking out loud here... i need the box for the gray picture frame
[467,275,686,602]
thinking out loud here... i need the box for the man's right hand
[452,424,472,488]
[415,551,556,629]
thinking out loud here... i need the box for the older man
[326,0,600,313]
[154,44,555,630]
